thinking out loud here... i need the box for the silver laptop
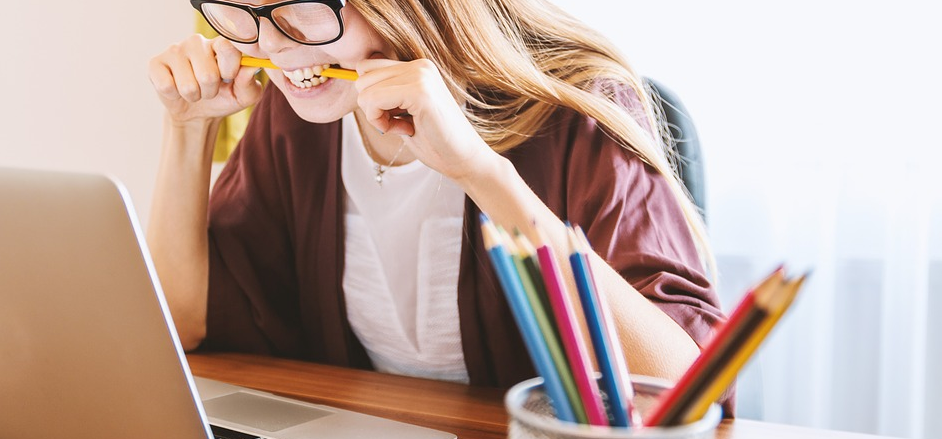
[0,167,455,439]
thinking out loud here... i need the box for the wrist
[163,111,223,157]
[454,149,513,200]
[165,111,222,135]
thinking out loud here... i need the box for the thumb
[232,67,264,108]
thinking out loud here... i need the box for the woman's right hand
[148,35,263,123]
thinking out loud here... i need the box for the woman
[148,0,726,400]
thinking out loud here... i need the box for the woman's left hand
[355,57,498,183]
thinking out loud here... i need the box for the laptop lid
[0,167,212,439]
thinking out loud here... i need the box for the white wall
[0,1,193,224]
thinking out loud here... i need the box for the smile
[282,64,336,88]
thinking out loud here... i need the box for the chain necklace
[355,115,407,187]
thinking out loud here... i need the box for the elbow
[174,319,207,352]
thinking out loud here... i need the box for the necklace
[356,116,407,187]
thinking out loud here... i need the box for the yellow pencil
[680,274,806,423]
[240,56,359,81]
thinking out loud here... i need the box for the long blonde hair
[351,0,715,277]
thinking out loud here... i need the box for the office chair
[644,78,706,218]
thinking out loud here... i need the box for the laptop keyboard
[210,424,263,439]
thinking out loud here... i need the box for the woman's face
[234,2,395,123]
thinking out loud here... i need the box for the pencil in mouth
[241,56,358,81]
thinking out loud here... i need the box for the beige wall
[0,2,192,225]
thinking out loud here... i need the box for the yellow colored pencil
[680,274,806,423]
[240,56,359,81]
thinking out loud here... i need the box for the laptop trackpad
[203,391,332,432]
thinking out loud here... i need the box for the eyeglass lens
[201,2,341,44]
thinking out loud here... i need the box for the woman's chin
[272,77,355,124]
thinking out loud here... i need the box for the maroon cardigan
[203,84,730,410]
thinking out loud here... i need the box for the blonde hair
[351,0,716,277]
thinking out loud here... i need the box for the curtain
[545,1,942,437]
[711,154,942,438]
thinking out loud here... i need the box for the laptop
[0,167,456,439]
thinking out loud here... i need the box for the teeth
[282,64,337,89]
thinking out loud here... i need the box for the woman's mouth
[282,64,338,89]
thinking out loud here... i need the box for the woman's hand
[354,57,500,183]
[149,35,264,124]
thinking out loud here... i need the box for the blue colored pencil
[574,227,641,426]
[568,227,634,427]
[480,215,576,423]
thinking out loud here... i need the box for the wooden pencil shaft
[645,269,785,426]
[481,218,578,423]
[680,276,805,422]
[661,306,768,425]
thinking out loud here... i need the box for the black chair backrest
[644,78,706,218]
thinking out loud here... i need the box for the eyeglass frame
[190,0,347,46]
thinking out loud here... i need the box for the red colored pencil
[644,267,785,426]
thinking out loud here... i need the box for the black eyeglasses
[191,0,346,46]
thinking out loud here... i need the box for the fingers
[150,35,243,103]
[358,84,416,134]
[385,115,416,137]
[355,56,402,77]
[232,66,264,108]
[356,59,445,137]
[185,36,223,101]
[354,57,420,92]
[212,37,242,83]
[148,57,183,103]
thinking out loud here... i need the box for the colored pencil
[512,231,588,424]
[240,56,359,80]
[573,227,642,427]
[532,226,609,426]
[479,216,576,423]
[644,267,790,426]
[680,274,807,423]
[568,227,634,427]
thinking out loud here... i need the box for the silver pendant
[373,164,385,187]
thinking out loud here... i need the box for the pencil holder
[505,375,721,439]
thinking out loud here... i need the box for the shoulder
[506,97,653,186]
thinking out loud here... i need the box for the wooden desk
[187,352,890,439]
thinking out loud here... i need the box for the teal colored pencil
[481,217,576,423]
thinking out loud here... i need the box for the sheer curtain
[552,1,942,437]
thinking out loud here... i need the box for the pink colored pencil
[533,226,609,425]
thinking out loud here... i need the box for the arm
[147,117,218,350]
[146,35,263,350]
[458,157,702,381]
[354,58,707,382]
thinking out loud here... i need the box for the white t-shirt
[340,113,469,383]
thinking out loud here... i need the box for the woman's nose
[256,18,294,54]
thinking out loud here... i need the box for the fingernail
[222,78,233,84]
